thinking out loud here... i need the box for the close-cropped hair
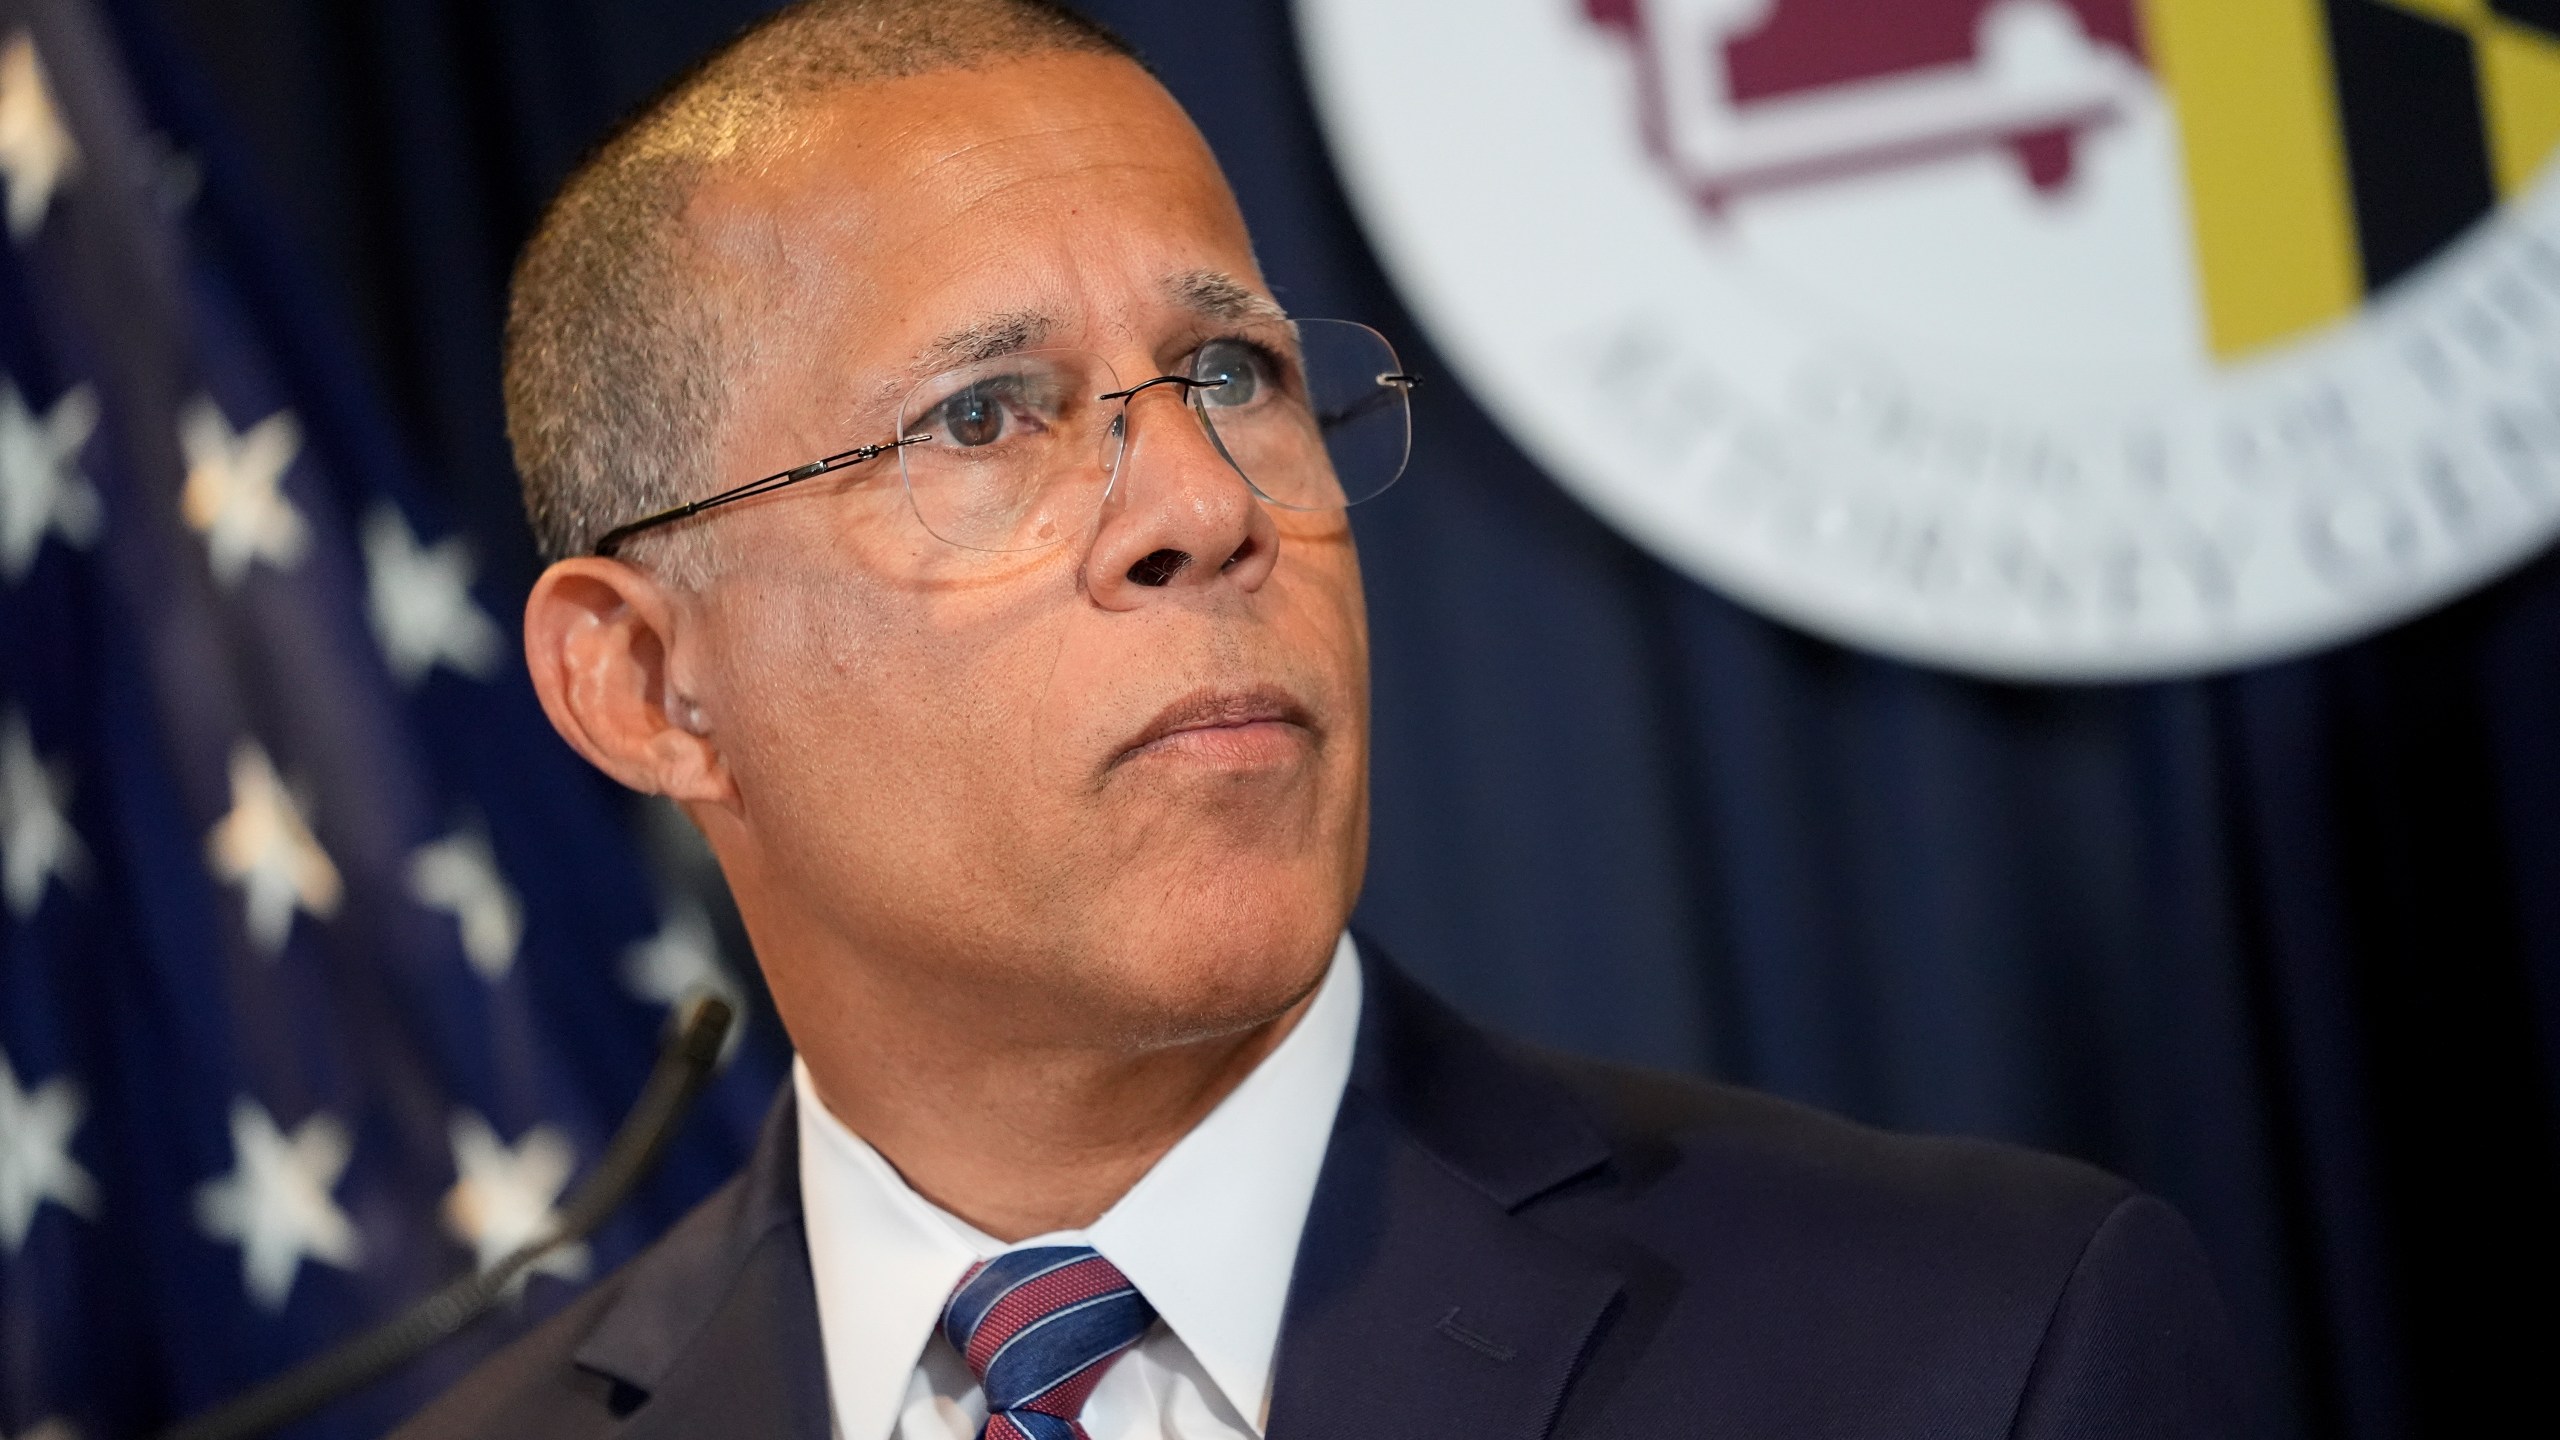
[503,0,1136,577]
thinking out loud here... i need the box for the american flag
[0,2,782,1436]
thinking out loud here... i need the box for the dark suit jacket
[395,956,2246,1439]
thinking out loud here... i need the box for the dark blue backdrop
[129,1,2560,1435]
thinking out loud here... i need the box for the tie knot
[941,1246,1156,1440]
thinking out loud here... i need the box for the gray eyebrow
[1166,270,1291,327]
[866,311,1059,415]
[910,278,1281,378]
[916,311,1058,372]
[873,279,1287,414]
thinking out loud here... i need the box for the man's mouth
[1112,685,1317,770]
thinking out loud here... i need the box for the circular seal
[1298,0,2560,679]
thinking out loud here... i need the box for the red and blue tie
[941,1246,1157,1440]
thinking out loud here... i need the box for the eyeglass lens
[893,318,1412,552]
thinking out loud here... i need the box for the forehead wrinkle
[886,119,1207,226]
[908,116,1158,174]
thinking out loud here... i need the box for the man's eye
[936,386,1008,447]
[1191,341,1275,409]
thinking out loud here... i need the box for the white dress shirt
[794,934,1364,1440]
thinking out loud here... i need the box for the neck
[781,953,1323,1242]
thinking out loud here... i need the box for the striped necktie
[941,1246,1158,1440]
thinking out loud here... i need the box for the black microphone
[159,994,737,1440]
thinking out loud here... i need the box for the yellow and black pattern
[2145,0,2560,358]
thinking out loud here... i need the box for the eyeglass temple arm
[590,435,931,558]
[1316,373,1422,433]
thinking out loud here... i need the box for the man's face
[668,54,1370,1048]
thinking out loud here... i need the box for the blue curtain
[124,0,2560,1435]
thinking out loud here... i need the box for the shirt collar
[795,933,1365,1440]
[793,1057,991,1440]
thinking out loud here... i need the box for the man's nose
[1083,388,1281,609]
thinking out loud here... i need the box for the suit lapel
[572,1091,832,1440]
[1268,956,1625,1440]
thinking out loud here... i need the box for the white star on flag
[441,1111,588,1290]
[207,742,340,956]
[0,1045,98,1256]
[192,1098,362,1311]
[623,902,746,1057]
[409,827,521,981]
[0,379,99,583]
[363,505,502,686]
[0,32,76,242]
[1,710,83,919]
[179,397,305,584]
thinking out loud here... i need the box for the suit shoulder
[1525,1047,2136,1269]
[389,1165,760,1440]
[386,1264,640,1440]
[1499,1050,2243,1435]
[1514,1052,2235,1430]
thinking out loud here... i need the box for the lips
[1113,685,1316,768]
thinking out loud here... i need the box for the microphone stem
[158,995,736,1440]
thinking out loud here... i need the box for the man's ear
[523,558,734,806]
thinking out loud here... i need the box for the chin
[1072,877,1348,1050]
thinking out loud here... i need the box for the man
[401,2,2244,1436]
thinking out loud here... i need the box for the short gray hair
[503,0,1136,575]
